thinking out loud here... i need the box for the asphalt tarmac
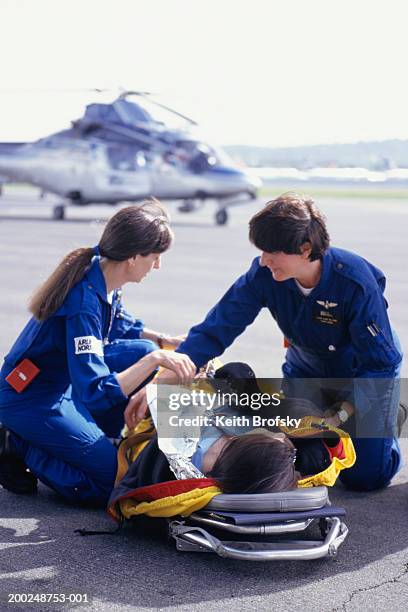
[0,189,408,611]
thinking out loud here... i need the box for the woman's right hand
[152,350,196,384]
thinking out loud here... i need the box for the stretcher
[169,486,347,561]
[107,369,354,562]
[108,428,351,562]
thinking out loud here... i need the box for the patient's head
[206,432,298,494]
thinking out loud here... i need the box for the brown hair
[29,199,173,321]
[207,433,298,494]
[249,192,330,261]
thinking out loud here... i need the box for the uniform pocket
[363,325,402,371]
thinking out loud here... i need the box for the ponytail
[29,248,94,321]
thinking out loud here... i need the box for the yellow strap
[280,414,346,439]
[283,416,357,487]
[115,419,155,485]
[119,486,222,518]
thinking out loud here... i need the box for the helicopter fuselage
[0,138,259,204]
[0,93,261,224]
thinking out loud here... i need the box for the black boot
[0,425,38,494]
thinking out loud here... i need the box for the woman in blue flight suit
[172,193,404,492]
[0,200,195,505]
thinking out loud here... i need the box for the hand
[323,406,337,418]
[323,413,341,428]
[152,350,196,384]
[323,405,341,427]
[323,401,354,428]
[124,388,148,430]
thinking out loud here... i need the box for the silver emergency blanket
[146,383,205,479]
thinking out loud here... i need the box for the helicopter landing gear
[215,208,228,226]
[53,204,65,220]
[177,200,196,213]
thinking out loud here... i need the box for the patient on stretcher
[191,410,345,494]
[201,431,299,493]
[108,364,355,522]
[122,382,349,497]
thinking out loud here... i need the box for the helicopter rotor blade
[119,90,198,126]
[0,87,111,94]
[118,89,155,97]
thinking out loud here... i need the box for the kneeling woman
[0,200,195,505]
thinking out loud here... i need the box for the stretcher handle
[171,517,348,561]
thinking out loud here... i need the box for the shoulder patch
[74,336,103,356]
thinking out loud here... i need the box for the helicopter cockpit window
[185,143,218,174]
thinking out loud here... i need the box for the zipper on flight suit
[103,295,116,346]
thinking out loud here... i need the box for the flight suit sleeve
[347,286,401,376]
[345,286,402,423]
[66,311,128,413]
[177,259,266,368]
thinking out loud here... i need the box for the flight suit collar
[84,257,110,303]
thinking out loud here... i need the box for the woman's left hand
[124,388,148,429]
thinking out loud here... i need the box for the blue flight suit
[0,257,156,505]
[177,247,403,491]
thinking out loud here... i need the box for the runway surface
[0,189,408,611]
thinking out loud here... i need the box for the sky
[1,0,408,147]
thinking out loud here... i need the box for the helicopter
[0,91,261,225]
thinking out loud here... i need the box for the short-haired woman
[0,200,195,505]
[172,193,403,492]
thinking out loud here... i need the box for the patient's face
[202,436,230,474]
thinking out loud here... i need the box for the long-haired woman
[0,200,195,505]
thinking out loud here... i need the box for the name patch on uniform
[74,336,103,356]
[313,300,340,326]
[314,309,340,326]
